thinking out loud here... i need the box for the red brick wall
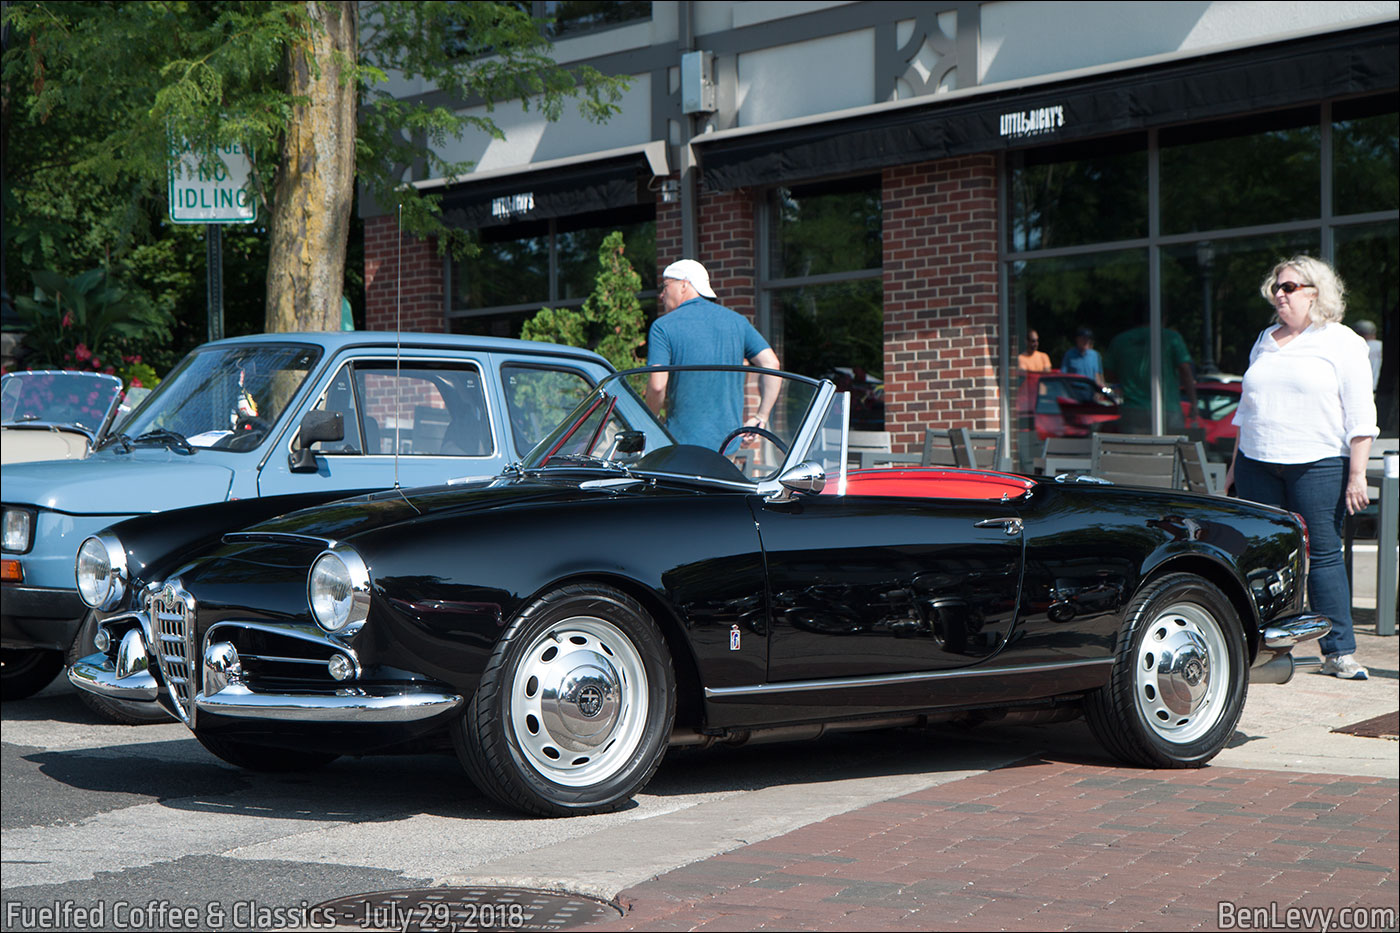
[882,157,1001,452]
[364,214,445,332]
[696,187,757,321]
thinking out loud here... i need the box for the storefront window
[1160,108,1320,235]
[1008,136,1147,251]
[449,206,656,338]
[764,177,883,427]
[1334,100,1399,218]
[1335,223,1398,435]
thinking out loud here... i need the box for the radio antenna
[394,201,402,490]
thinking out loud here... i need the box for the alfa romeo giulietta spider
[69,366,1328,816]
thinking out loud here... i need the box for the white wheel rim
[1133,600,1230,745]
[508,616,649,787]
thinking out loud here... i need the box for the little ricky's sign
[168,141,257,224]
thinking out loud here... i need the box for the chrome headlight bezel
[76,533,128,610]
[307,546,371,635]
[2,507,36,554]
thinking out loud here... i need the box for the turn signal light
[1,559,22,583]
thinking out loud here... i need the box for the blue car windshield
[114,344,321,452]
[523,367,827,485]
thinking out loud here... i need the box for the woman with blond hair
[1226,255,1378,680]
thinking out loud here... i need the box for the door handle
[975,517,1023,536]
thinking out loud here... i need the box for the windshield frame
[521,365,837,492]
[104,341,324,455]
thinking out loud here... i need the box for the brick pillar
[363,214,445,332]
[882,157,1000,453]
[696,187,757,322]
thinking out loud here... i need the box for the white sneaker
[1321,654,1369,680]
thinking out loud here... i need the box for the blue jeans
[1235,455,1355,657]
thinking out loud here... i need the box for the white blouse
[1233,322,1379,464]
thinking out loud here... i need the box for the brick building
[363,1,1399,468]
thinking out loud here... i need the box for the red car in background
[1184,376,1242,459]
[1017,371,1120,439]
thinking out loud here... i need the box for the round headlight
[308,547,370,633]
[76,534,126,610]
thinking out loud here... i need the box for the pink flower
[103,366,115,374]
[74,343,91,362]
[61,311,73,328]
[131,378,143,388]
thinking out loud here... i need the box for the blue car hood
[2,453,235,515]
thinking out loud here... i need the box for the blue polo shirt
[647,297,771,449]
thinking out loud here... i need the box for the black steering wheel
[719,425,789,455]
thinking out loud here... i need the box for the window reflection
[1160,109,1320,234]
[1334,100,1399,217]
[1008,136,1147,251]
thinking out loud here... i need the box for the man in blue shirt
[1061,327,1103,386]
[645,259,781,449]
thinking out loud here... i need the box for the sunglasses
[1271,281,1314,296]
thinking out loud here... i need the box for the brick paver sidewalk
[586,761,1398,931]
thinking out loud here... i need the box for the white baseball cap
[661,259,716,299]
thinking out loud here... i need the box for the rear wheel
[1085,573,1247,768]
[0,648,65,701]
[67,612,173,724]
[455,584,675,817]
[196,733,339,772]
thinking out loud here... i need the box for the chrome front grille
[147,582,197,726]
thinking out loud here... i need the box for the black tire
[66,612,173,725]
[196,733,339,772]
[454,584,676,817]
[1085,572,1247,768]
[1,648,66,701]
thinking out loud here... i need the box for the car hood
[1,454,235,514]
[237,474,664,544]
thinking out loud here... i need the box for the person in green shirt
[1105,318,1197,435]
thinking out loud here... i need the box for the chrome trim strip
[195,683,463,723]
[67,652,160,700]
[223,532,340,548]
[1262,613,1331,650]
[704,657,1113,699]
[205,620,363,679]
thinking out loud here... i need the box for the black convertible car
[69,366,1327,817]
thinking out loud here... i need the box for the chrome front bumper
[68,650,463,724]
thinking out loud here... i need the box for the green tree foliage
[11,268,172,378]
[2,1,626,332]
[522,231,646,373]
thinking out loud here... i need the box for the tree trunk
[264,1,357,332]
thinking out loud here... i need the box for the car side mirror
[774,460,826,499]
[288,410,344,473]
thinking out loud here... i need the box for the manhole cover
[313,887,622,931]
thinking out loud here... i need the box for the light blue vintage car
[1,332,612,717]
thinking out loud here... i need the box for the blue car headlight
[308,546,371,634]
[3,507,35,553]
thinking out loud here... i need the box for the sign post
[168,140,256,341]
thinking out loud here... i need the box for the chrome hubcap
[1134,601,1229,744]
[510,617,647,787]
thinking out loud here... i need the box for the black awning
[438,149,660,229]
[697,22,1398,191]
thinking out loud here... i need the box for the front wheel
[454,584,675,817]
[1085,573,1247,768]
[1,648,65,700]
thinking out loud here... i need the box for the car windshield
[0,370,123,434]
[522,367,839,486]
[112,343,321,452]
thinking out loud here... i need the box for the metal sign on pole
[168,138,256,342]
